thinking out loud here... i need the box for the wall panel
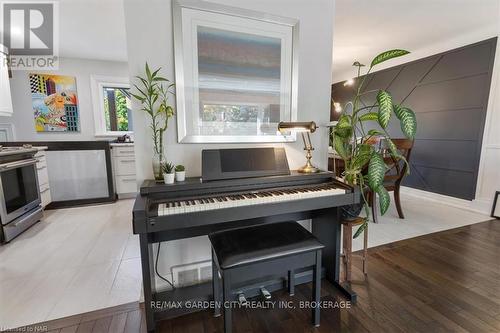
[331,38,497,200]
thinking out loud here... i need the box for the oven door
[0,159,41,225]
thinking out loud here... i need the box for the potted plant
[131,63,175,181]
[162,162,175,184]
[332,49,417,237]
[175,165,186,182]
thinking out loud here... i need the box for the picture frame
[173,0,299,143]
[491,191,500,219]
[29,73,80,132]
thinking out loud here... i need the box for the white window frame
[90,75,132,137]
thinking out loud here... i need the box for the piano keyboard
[156,184,345,216]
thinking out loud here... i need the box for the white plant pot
[163,173,175,184]
[175,171,186,182]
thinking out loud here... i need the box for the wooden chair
[369,139,414,223]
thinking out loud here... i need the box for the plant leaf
[359,112,378,121]
[352,61,365,67]
[367,129,384,136]
[396,107,417,140]
[371,49,410,67]
[133,84,147,98]
[377,90,392,128]
[384,138,401,159]
[368,152,385,190]
[353,220,368,239]
[145,62,152,80]
[151,67,161,78]
[333,135,349,160]
[334,115,352,138]
[393,104,403,118]
[376,185,390,215]
[334,125,352,138]
[352,144,373,170]
[337,114,350,127]
[130,93,145,102]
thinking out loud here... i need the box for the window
[200,103,279,136]
[103,87,132,132]
[91,75,132,136]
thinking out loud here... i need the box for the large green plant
[333,50,417,237]
[131,63,175,178]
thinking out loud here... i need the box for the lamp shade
[278,121,317,133]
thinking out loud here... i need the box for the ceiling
[333,0,500,82]
[0,0,128,61]
[4,0,499,68]
[58,0,128,62]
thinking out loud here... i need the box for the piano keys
[155,183,346,216]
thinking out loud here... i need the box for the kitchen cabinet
[35,148,52,208]
[111,143,137,198]
[0,47,13,117]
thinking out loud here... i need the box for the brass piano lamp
[278,121,319,173]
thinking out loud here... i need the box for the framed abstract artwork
[29,73,80,132]
[173,0,299,143]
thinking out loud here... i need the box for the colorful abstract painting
[29,74,80,132]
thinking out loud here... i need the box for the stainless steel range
[0,145,43,243]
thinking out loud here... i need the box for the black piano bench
[208,222,325,333]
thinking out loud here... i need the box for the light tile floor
[0,199,141,329]
[0,196,490,329]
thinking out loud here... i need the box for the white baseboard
[400,186,492,216]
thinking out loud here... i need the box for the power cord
[155,242,176,289]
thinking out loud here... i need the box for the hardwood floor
[10,220,499,333]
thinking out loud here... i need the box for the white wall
[0,57,129,141]
[123,0,335,285]
[475,24,500,213]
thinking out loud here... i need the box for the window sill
[95,132,132,138]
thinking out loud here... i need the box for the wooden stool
[341,217,368,282]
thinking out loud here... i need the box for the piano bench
[208,222,324,333]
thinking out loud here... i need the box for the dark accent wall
[331,38,497,200]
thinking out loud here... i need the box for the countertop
[110,143,134,147]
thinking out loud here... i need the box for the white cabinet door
[115,175,137,194]
[0,51,13,117]
[114,157,136,175]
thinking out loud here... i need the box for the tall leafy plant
[131,63,175,179]
[333,50,417,237]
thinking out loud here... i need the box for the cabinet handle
[121,178,136,183]
[120,159,135,163]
